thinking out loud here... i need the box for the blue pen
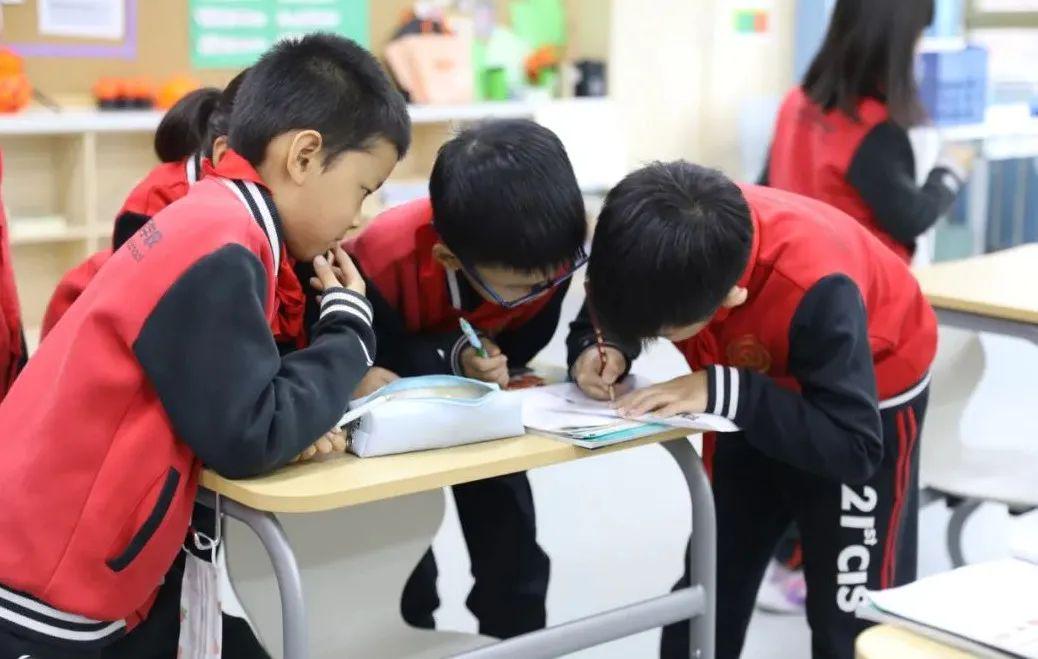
[458,318,489,359]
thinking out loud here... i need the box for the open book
[857,559,1038,658]
[517,379,739,449]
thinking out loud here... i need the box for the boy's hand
[353,366,399,398]
[290,427,349,464]
[615,371,709,418]
[571,345,627,401]
[460,338,509,388]
[311,245,366,297]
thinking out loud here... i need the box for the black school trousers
[661,384,928,659]
[400,471,550,639]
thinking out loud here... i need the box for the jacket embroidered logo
[726,334,772,373]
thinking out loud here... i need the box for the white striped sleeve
[319,287,373,326]
[705,365,743,421]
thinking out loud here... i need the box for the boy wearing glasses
[347,119,587,639]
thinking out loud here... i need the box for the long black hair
[203,68,249,159]
[152,87,221,163]
[803,0,934,127]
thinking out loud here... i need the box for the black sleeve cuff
[449,330,475,376]
[928,166,964,196]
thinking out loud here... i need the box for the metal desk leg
[198,490,309,659]
[452,438,716,659]
[947,498,982,568]
[663,438,716,659]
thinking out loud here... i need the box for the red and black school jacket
[40,154,204,339]
[0,150,26,399]
[347,197,568,376]
[764,87,963,262]
[569,185,937,485]
[0,150,374,650]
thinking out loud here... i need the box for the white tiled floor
[429,278,1038,658]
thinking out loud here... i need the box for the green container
[484,67,509,101]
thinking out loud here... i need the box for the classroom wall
[608,0,796,177]
[609,0,708,166]
[698,0,795,176]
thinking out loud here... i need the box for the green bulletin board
[190,0,370,69]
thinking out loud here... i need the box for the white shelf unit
[0,101,548,137]
[1,123,156,331]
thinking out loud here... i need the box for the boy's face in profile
[273,135,398,261]
[464,265,555,306]
[431,242,561,307]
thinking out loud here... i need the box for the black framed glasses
[459,246,589,309]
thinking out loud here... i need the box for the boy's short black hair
[229,33,410,166]
[430,119,586,272]
[588,161,753,342]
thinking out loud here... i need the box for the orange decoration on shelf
[156,75,201,110]
[0,48,31,113]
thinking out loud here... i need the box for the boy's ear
[210,136,229,165]
[286,129,323,184]
[721,285,748,309]
[431,243,461,271]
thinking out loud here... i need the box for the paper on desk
[861,559,1038,658]
[519,381,739,436]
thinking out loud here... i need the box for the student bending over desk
[346,119,587,639]
[0,34,408,658]
[568,162,937,659]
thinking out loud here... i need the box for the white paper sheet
[39,0,124,40]
[864,559,1038,658]
[518,380,739,437]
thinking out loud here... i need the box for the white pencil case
[343,375,524,458]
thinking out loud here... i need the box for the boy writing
[0,34,409,657]
[570,161,936,659]
[347,119,587,638]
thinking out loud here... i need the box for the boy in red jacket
[0,34,409,657]
[348,119,587,638]
[569,162,936,659]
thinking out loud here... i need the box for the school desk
[914,243,1038,345]
[855,624,975,659]
[199,428,715,659]
[914,244,1038,566]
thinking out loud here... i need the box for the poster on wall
[728,0,774,40]
[190,0,370,69]
[39,0,125,40]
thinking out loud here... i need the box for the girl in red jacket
[763,0,974,263]
[0,149,26,401]
[41,75,245,338]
